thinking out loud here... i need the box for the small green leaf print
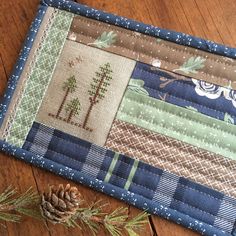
[127,79,149,96]
[174,56,206,74]
[224,113,234,124]
[88,31,117,48]
[156,38,162,43]
[185,106,198,112]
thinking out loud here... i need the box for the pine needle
[0,185,149,236]
[16,207,42,220]
[125,212,149,236]
[75,201,105,235]
[0,187,41,224]
[14,187,40,207]
[104,207,128,236]
[0,186,17,205]
[0,212,21,223]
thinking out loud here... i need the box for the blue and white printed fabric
[131,62,236,124]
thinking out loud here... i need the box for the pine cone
[40,184,81,224]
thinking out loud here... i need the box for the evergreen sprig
[0,186,42,223]
[0,185,149,236]
[73,204,149,236]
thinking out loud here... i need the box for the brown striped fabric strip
[69,15,236,89]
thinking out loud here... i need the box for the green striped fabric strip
[124,159,139,190]
[6,10,74,147]
[104,152,120,182]
[117,89,236,160]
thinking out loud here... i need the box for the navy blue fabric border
[0,4,47,126]
[41,0,236,59]
[22,121,236,235]
[0,140,229,236]
[0,1,236,235]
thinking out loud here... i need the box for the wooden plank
[0,0,235,235]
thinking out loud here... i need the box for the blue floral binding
[0,1,236,235]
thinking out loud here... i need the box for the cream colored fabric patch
[36,40,136,146]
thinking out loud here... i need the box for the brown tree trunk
[56,88,69,118]
[82,73,105,129]
[67,110,74,122]
[82,102,93,128]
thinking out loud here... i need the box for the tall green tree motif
[82,63,113,129]
[65,98,81,122]
[56,75,77,118]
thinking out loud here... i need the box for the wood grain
[0,0,235,235]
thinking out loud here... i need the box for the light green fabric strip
[117,89,236,160]
[104,152,120,183]
[124,159,139,190]
[6,10,74,147]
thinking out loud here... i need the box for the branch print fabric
[130,62,236,124]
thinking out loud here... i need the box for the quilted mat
[1,1,236,235]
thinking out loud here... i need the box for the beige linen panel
[36,41,136,146]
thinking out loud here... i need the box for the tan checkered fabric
[105,119,236,198]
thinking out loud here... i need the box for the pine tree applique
[65,98,81,122]
[57,75,77,118]
[48,75,81,127]
[82,63,113,131]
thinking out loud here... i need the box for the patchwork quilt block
[1,1,236,235]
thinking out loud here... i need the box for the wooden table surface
[0,0,235,235]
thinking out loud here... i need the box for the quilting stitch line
[133,66,236,123]
[22,123,236,227]
[49,126,236,192]
[68,33,234,88]
[24,143,236,226]
[120,96,236,138]
[68,16,236,88]
[106,122,236,172]
[108,134,236,182]
[117,90,236,159]
[0,138,230,236]
[119,108,235,157]
[107,139,236,197]
[0,5,47,127]
[24,124,235,205]
[71,16,236,68]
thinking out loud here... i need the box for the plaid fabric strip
[214,195,236,232]
[23,122,236,234]
[152,172,180,207]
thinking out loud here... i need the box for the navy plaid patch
[23,122,236,235]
